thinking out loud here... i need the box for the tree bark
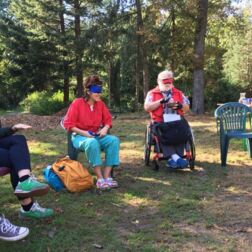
[74,0,83,97]
[170,3,175,70]
[143,57,149,99]
[135,0,150,106]
[108,60,120,108]
[107,1,121,109]
[135,0,143,111]
[192,0,208,114]
[59,0,69,104]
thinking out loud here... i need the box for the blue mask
[89,85,102,93]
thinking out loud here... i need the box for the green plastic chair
[60,118,79,160]
[214,108,220,133]
[214,102,252,166]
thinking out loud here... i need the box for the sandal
[96,179,110,191]
[105,178,118,188]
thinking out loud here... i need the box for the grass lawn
[0,113,252,251]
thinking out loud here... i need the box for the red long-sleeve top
[63,98,112,133]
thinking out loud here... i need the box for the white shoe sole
[0,228,29,241]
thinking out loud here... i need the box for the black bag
[153,118,191,145]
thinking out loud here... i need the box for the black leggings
[0,135,31,190]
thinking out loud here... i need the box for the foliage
[204,79,243,110]
[20,91,73,115]
[0,0,251,111]
[222,20,252,87]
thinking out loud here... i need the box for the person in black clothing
[0,123,54,219]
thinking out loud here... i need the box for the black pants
[0,135,31,190]
[160,142,184,158]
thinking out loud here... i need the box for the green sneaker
[19,202,54,219]
[14,176,49,198]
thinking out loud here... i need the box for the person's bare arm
[144,98,163,112]
[12,124,32,131]
[71,127,93,138]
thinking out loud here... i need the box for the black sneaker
[0,215,29,241]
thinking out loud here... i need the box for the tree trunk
[108,62,112,108]
[135,59,140,111]
[111,60,120,107]
[107,1,121,109]
[74,0,83,97]
[135,0,150,108]
[192,0,208,114]
[170,3,175,70]
[143,58,149,99]
[108,60,120,109]
[59,0,69,104]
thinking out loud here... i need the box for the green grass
[0,114,252,251]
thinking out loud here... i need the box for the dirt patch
[0,113,62,131]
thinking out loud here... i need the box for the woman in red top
[144,70,190,169]
[64,75,120,190]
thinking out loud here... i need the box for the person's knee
[110,135,120,146]
[12,134,27,144]
[85,138,100,151]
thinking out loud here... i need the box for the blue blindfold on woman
[88,85,102,93]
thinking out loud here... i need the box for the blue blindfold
[88,85,102,93]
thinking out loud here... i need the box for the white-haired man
[144,70,190,168]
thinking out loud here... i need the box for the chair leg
[247,138,252,158]
[67,133,79,160]
[221,136,229,166]
[220,135,225,166]
[216,119,220,133]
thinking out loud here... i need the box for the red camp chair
[0,167,10,176]
[0,120,11,176]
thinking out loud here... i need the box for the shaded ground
[0,112,252,251]
[0,113,62,131]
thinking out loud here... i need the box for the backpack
[51,156,94,192]
[43,165,65,192]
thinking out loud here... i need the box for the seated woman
[0,123,54,219]
[144,70,190,169]
[63,75,120,190]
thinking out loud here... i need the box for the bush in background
[21,91,73,115]
[204,79,244,111]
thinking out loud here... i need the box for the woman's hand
[84,131,94,138]
[12,124,32,131]
[71,127,94,138]
[98,125,109,137]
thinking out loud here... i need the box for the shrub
[21,91,73,115]
[204,79,244,111]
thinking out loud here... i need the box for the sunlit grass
[137,176,172,186]
[28,141,60,156]
[225,186,251,194]
[121,193,156,207]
